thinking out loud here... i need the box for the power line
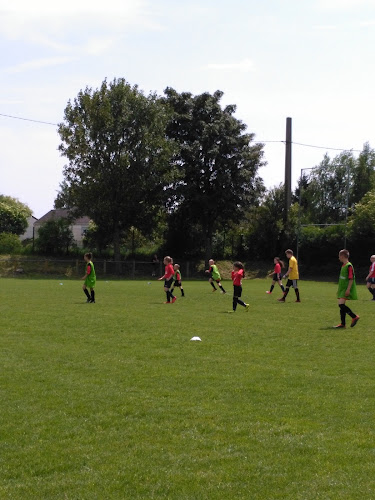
[0,112,58,126]
[258,139,362,152]
[0,112,365,152]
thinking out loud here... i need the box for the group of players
[81,248,375,327]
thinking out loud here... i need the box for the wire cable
[0,112,365,152]
[0,112,58,126]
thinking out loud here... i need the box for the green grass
[1,278,375,499]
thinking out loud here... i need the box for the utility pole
[284,117,292,221]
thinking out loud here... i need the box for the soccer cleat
[172,296,177,303]
[333,324,346,329]
[350,316,360,328]
[295,300,301,303]
[220,290,226,294]
[278,298,285,302]
[164,301,171,304]
[245,303,250,312]
[266,291,272,294]
[212,289,217,292]
[90,299,95,303]
[227,310,235,313]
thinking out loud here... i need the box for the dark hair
[85,252,92,260]
[275,257,285,268]
[233,261,245,278]
[339,249,350,258]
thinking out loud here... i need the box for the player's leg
[267,280,276,294]
[293,281,301,302]
[278,279,285,292]
[278,280,291,301]
[209,278,217,291]
[217,280,226,293]
[82,284,90,302]
[90,287,95,303]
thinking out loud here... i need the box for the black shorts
[367,277,375,285]
[272,273,282,281]
[173,280,182,287]
[233,285,242,297]
[286,279,298,289]
[164,278,173,288]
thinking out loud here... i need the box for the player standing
[334,249,359,328]
[158,256,177,304]
[365,254,375,301]
[278,249,301,303]
[82,252,96,303]
[171,263,185,297]
[228,261,249,313]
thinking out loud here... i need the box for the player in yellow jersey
[278,249,301,303]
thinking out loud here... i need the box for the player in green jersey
[170,263,185,297]
[334,249,359,328]
[82,252,96,303]
[205,259,226,293]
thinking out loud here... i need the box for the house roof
[35,209,91,226]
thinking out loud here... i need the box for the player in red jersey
[158,256,177,303]
[228,261,249,313]
[365,254,375,300]
[266,257,285,295]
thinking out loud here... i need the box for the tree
[57,78,176,264]
[296,144,375,225]
[348,189,375,243]
[36,218,74,255]
[0,195,32,235]
[0,233,23,254]
[163,87,265,262]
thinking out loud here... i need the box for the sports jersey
[210,264,221,281]
[84,261,96,288]
[164,264,174,280]
[288,256,299,280]
[337,262,358,300]
[274,263,281,274]
[369,262,375,278]
[174,270,182,281]
[231,268,244,286]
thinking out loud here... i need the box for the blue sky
[1,0,375,218]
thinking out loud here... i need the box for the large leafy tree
[57,78,175,263]
[163,88,265,262]
[36,218,74,255]
[297,144,375,225]
[0,195,32,235]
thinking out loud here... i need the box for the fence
[0,258,194,279]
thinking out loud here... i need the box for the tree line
[2,77,375,266]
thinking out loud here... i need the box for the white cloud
[207,58,255,73]
[0,0,160,42]
[316,0,375,9]
[313,25,337,30]
[4,56,76,74]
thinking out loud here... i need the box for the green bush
[0,232,23,254]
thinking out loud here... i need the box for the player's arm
[283,266,292,279]
[345,266,354,295]
[81,264,91,280]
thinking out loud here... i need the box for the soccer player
[266,257,285,295]
[171,263,185,297]
[158,256,176,304]
[82,252,96,303]
[205,259,226,293]
[228,261,249,313]
[334,249,359,328]
[365,254,375,301]
[278,249,301,302]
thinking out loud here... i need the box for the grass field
[1,277,375,499]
